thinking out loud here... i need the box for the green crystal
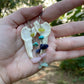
[41,62,48,67]
[38,65,42,69]
[33,42,39,47]
[38,62,49,69]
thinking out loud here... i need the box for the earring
[21,16,51,69]
[33,16,51,69]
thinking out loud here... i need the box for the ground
[14,62,84,84]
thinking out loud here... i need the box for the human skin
[0,0,84,84]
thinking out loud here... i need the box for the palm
[0,6,54,84]
[0,23,28,81]
[0,20,56,82]
[0,1,83,83]
[0,25,17,60]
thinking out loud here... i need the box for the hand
[0,5,43,84]
[40,0,84,63]
[0,0,84,84]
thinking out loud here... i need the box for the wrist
[0,66,11,84]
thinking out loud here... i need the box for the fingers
[48,31,56,49]
[16,24,25,50]
[4,5,42,27]
[55,50,84,61]
[41,0,84,22]
[56,36,84,51]
[52,21,84,38]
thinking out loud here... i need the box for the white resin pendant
[21,26,33,59]
[34,21,51,44]
[41,22,51,37]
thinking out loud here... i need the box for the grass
[72,76,84,83]
[57,80,68,84]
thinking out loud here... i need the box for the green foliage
[0,0,44,17]
[50,19,63,26]
[57,80,68,84]
[67,6,84,21]
[60,56,84,75]
[72,76,84,83]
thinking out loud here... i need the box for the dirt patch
[14,62,84,84]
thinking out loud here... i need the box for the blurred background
[0,0,84,84]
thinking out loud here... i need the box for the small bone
[34,21,51,44]
[24,39,33,59]
[41,22,51,37]
[21,26,33,59]
[21,26,31,41]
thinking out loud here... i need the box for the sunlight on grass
[44,0,56,7]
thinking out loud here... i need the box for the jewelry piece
[21,26,33,58]
[21,16,51,69]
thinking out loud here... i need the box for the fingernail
[31,57,41,63]
[40,53,47,58]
